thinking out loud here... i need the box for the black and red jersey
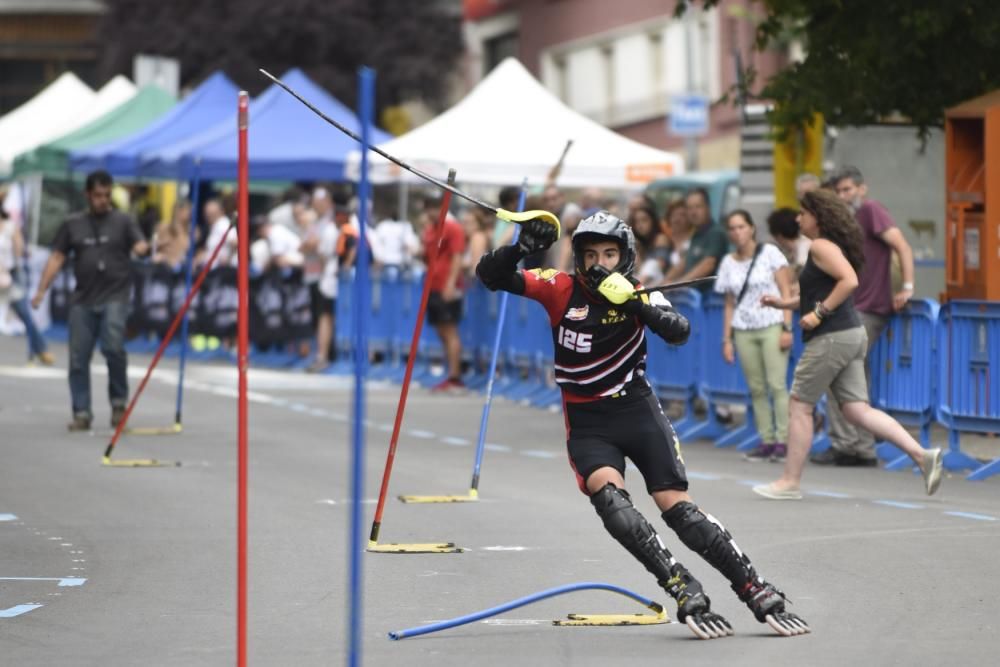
[521,268,646,402]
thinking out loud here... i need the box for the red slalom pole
[102,222,234,460]
[368,170,456,548]
[236,90,250,667]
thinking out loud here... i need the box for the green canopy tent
[12,85,176,180]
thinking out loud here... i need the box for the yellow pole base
[126,423,183,436]
[397,493,478,504]
[554,611,669,626]
[101,456,181,468]
[366,542,464,554]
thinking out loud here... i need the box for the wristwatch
[781,323,793,333]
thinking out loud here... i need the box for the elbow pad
[476,244,526,294]
[639,304,690,345]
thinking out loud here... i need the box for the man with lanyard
[32,170,149,431]
[476,211,809,639]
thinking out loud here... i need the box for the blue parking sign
[669,94,710,137]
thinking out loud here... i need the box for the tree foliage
[679,0,1000,138]
[97,0,462,116]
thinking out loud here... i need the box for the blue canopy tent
[142,68,390,181]
[70,72,240,176]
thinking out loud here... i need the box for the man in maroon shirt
[812,165,915,466]
[421,194,467,392]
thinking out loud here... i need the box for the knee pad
[662,501,755,590]
[590,483,675,583]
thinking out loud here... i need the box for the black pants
[566,380,688,495]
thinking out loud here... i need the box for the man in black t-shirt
[32,170,149,431]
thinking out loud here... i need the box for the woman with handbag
[0,206,53,364]
[714,210,793,461]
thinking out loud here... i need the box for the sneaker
[770,444,787,462]
[736,580,810,636]
[67,413,92,432]
[430,378,465,393]
[714,406,734,425]
[111,405,127,428]
[809,447,845,466]
[752,482,803,500]
[921,447,943,495]
[841,455,878,467]
[305,360,329,374]
[36,352,56,366]
[743,444,776,462]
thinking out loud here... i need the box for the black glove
[619,293,644,315]
[517,218,558,255]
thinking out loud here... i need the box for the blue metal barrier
[643,289,704,441]
[367,267,403,380]
[936,301,1000,479]
[331,270,356,374]
[378,268,418,383]
[495,294,537,399]
[461,280,491,387]
[867,300,940,470]
[699,292,757,450]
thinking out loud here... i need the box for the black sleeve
[635,302,690,345]
[126,213,147,246]
[51,219,73,255]
[475,244,526,295]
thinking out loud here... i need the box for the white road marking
[522,450,558,459]
[808,490,853,499]
[0,577,86,587]
[0,604,43,618]
[482,619,548,626]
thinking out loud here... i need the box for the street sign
[669,94,710,137]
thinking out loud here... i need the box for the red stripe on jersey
[520,268,574,325]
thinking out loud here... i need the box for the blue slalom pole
[389,582,665,640]
[174,161,202,427]
[348,66,375,667]
[468,180,528,495]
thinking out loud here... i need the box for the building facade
[0,0,104,115]
[463,0,788,170]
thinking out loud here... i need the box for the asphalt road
[2,335,999,666]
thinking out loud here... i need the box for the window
[484,31,519,73]
[541,9,720,128]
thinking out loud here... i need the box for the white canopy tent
[0,72,97,177]
[347,57,683,188]
[86,75,139,123]
[0,74,135,235]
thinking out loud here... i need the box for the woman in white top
[715,210,794,462]
[0,209,53,364]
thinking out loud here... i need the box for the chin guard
[597,272,637,305]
